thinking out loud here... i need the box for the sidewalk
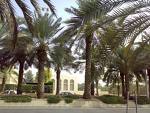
[0,98,150,109]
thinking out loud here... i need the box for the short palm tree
[50,45,74,95]
[104,42,150,98]
[0,67,18,92]
[0,33,33,94]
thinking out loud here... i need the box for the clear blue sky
[14,0,77,21]
[53,0,77,20]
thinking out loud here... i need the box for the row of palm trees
[0,0,150,100]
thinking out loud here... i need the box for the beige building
[0,68,83,95]
[0,73,18,85]
[51,71,79,94]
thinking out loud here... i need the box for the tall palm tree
[32,14,62,98]
[58,0,135,99]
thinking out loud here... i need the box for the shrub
[4,84,17,90]
[97,95,126,104]
[64,98,73,104]
[22,84,53,93]
[47,95,61,104]
[44,85,53,93]
[62,95,80,99]
[45,81,53,85]
[137,96,150,105]
[1,95,32,103]
[22,85,33,93]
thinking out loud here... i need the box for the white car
[59,92,74,96]
[4,90,17,95]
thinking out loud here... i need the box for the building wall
[0,74,18,85]
[51,72,78,94]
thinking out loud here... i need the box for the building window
[63,79,68,90]
[52,79,55,91]
[70,79,74,91]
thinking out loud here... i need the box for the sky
[13,0,78,21]
[52,0,78,21]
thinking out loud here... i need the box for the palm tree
[0,0,55,45]
[59,0,134,99]
[0,67,18,92]
[0,33,33,94]
[104,42,150,98]
[94,22,150,98]
[32,14,62,98]
[50,45,74,95]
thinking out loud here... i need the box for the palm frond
[30,0,41,16]
[15,0,33,34]
[43,0,56,16]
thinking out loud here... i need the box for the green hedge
[3,84,17,90]
[45,81,53,85]
[62,95,80,99]
[1,95,32,103]
[97,95,126,104]
[22,85,33,93]
[21,84,53,93]
[137,96,150,105]
[47,95,61,104]
[64,98,73,104]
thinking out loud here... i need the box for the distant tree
[24,70,34,83]
[35,68,52,83]
[44,67,52,83]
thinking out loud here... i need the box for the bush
[47,96,61,104]
[97,95,126,104]
[22,85,33,93]
[45,81,53,85]
[137,96,150,105]
[4,84,17,90]
[44,85,53,93]
[64,98,73,104]
[62,95,80,99]
[22,84,53,93]
[1,95,32,103]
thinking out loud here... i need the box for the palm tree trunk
[91,62,95,96]
[17,60,25,95]
[0,76,6,92]
[37,45,46,99]
[37,60,45,98]
[148,68,150,98]
[136,79,139,97]
[124,73,129,99]
[120,73,125,97]
[56,66,60,95]
[117,78,120,97]
[91,81,95,96]
[83,36,92,99]
[145,72,149,99]
[95,79,99,96]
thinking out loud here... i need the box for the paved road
[0,108,149,113]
